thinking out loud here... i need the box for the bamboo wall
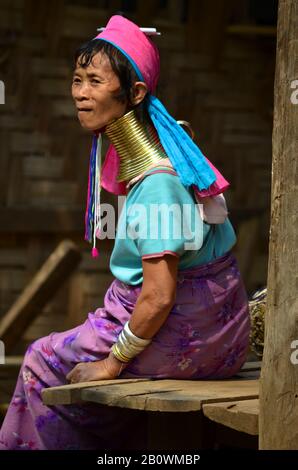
[0,0,277,354]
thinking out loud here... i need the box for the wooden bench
[41,362,261,449]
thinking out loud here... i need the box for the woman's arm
[66,254,179,383]
[129,254,179,339]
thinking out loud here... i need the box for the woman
[0,15,250,450]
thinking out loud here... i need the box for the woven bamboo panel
[0,0,275,353]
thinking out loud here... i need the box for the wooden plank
[0,240,81,353]
[42,378,152,406]
[81,378,259,412]
[203,399,259,435]
[42,377,259,409]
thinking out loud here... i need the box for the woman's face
[72,51,128,131]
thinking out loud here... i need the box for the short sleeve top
[109,166,236,285]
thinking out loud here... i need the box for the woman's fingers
[66,362,103,384]
[66,369,73,382]
[66,358,123,384]
[66,364,80,383]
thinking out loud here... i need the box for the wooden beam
[0,240,81,353]
[259,0,298,450]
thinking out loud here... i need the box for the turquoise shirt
[110,168,236,285]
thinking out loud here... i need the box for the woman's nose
[73,82,90,100]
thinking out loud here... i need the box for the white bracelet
[124,321,152,346]
[113,321,152,361]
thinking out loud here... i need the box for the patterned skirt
[0,250,250,450]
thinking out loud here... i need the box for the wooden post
[259,0,298,449]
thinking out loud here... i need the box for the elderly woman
[0,15,250,450]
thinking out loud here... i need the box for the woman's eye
[72,78,81,84]
[91,79,101,84]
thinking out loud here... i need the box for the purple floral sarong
[0,250,250,450]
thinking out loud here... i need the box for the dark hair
[74,39,149,123]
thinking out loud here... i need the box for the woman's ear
[131,81,148,105]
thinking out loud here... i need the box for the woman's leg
[0,286,142,450]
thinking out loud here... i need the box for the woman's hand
[66,352,128,384]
